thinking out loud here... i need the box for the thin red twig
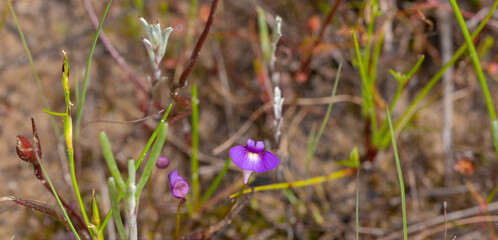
[170,0,219,108]
[298,0,343,77]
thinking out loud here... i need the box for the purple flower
[168,170,189,199]
[155,156,170,169]
[229,139,279,184]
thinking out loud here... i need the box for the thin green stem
[175,199,185,240]
[386,106,407,240]
[98,105,172,233]
[225,183,247,217]
[449,0,498,155]
[199,157,230,205]
[74,0,113,141]
[6,0,61,139]
[355,169,360,240]
[353,31,377,140]
[60,51,92,238]
[68,150,91,236]
[37,160,80,240]
[108,177,127,240]
[369,31,384,84]
[376,0,498,149]
[230,168,355,198]
[191,85,199,209]
[312,64,342,149]
[307,64,341,167]
[186,0,197,48]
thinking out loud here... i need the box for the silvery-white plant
[273,86,284,142]
[139,17,173,81]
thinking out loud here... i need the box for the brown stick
[298,0,343,77]
[170,0,219,108]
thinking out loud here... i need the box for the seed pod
[16,135,37,164]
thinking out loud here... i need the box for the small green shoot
[386,105,407,240]
[306,64,342,166]
[191,85,200,210]
[257,6,271,63]
[449,0,498,156]
[99,132,126,192]
[199,157,230,205]
[108,177,127,240]
[74,0,113,141]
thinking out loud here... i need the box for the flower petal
[230,145,252,170]
[253,151,279,173]
[245,139,265,153]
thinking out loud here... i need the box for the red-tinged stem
[170,0,219,108]
[298,0,343,76]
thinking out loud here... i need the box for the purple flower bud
[168,170,189,199]
[229,139,279,184]
[155,156,170,169]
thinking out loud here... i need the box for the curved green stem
[175,199,186,240]
[230,168,354,198]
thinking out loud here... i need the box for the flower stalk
[43,52,92,238]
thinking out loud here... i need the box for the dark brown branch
[170,0,219,108]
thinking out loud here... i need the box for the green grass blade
[369,31,384,84]
[376,55,425,146]
[308,64,342,163]
[492,120,498,157]
[135,123,168,198]
[99,131,126,192]
[74,0,113,141]
[449,0,498,155]
[386,105,407,240]
[108,177,127,240]
[6,0,61,139]
[376,0,498,149]
[257,6,271,63]
[305,124,317,173]
[199,157,230,205]
[191,85,200,209]
[486,185,498,204]
[135,104,172,169]
[98,105,172,232]
[37,160,80,239]
[352,31,377,139]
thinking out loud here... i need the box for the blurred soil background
[1,0,498,239]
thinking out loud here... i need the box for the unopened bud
[155,156,170,169]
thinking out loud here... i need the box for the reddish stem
[298,0,343,77]
[170,0,219,108]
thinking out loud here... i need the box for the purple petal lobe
[253,151,279,173]
[245,139,264,153]
[230,145,253,170]
[168,170,179,183]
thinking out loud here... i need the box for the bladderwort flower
[229,139,279,184]
[139,17,173,80]
[155,156,170,169]
[168,170,189,199]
